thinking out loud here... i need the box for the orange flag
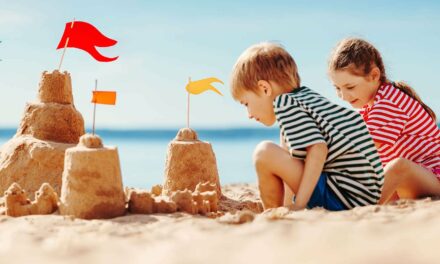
[92,91,117,105]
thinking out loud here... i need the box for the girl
[328,38,440,204]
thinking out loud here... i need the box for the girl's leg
[253,141,304,209]
[379,158,440,204]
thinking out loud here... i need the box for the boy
[230,42,384,210]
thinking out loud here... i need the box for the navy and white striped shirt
[274,87,384,208]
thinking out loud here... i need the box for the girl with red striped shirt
[328,38,440,204]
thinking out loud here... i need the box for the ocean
[0,128,279,189]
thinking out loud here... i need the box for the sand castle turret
[162,128,222,197]
[0,70,85,198]
[59,134,126,219]
[17,70,84,143]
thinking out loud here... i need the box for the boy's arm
[291,142,328,211]
[374,142,382,149]
[274,94,327,210]
[280,132,294,206]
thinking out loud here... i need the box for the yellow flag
[185,77,223,96]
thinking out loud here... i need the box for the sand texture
[0,183,439,264]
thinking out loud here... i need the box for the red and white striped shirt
[360,83,440,179]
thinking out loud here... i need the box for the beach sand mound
[0,136,73,199]
[0,71,84,198]
[0,70,85,198]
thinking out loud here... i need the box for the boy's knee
[253,141,277,166]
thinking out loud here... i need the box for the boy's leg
[283,183,294,206]
[379,158,440,204]
[253,141,304,209]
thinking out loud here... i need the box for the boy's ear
[257,80,272,96]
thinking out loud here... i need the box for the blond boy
[230,42,384,210]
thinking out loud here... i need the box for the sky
[0,0,439,129]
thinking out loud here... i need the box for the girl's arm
[291,142,328,210]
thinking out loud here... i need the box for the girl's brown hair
[328,38,436,121]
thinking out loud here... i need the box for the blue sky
[1,0,439,128]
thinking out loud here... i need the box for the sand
[0,183,439,264]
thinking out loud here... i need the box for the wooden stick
[187,77,191,128]
[58,18,75,71]
[92,79,98,135]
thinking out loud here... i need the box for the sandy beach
[0,183,439,264]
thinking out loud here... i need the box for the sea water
[0,128,279,189]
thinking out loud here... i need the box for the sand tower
[162,128,222,197]
[59,134,126,219]
[0,70,85,198]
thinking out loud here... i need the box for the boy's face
[330,69,379,109]
[236,87,276,126]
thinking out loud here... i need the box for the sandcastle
[0,70,85,198]
[162,128,222,197]
[127,182,219,215]
[59,134,126,219]
[0,71,259,218]
[3,182,59,217]
[123,127,224,216]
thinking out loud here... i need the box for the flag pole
[187,77,191,128]
[58,18,75,71]
[92,79,98,135]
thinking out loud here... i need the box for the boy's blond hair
[230,42,301,100]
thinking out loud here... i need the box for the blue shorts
[294,172,347,211]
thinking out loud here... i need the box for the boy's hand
[374,142,382,149]
[293,142,328,209]
[288,203,306,211]
[262,206,290,220]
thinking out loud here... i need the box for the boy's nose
[247,109,253,119]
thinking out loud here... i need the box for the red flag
[57,21,118,62]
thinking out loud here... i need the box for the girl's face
[329,68,380,109]
[235,85,277,126]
